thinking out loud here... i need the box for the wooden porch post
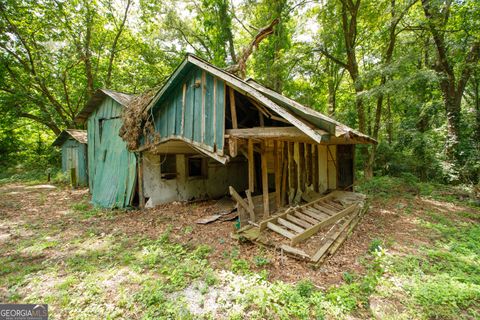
[274,140,281,209]
[261,141,269,217]
[248,139,254,192]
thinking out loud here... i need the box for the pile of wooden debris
[233,190,367,266]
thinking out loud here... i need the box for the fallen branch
[225,18,279,78]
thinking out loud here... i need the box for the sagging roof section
[52,129,88,146]
[245,79,377,144]
[144,54,376,146]
[75,89,134,124]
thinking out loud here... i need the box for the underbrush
[0,166,66,186]
[357,175,479,207]
[360,176,480,319]
[1,175,479,319]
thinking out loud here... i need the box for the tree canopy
[0,0,479,183]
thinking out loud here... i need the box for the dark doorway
[337,145,354,190]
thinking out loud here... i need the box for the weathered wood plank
[215,79,225,151]
[248,139,254,192]
[229,186,255,222]
[300,143,306,191]
[311,212,358,262]
[313,143,319,192]
[321,201,341,211]
[293,211,319,225]
[229,87,238,129]
[325,200,344,210]
[301,208,328,221]
[261,143,269,217]
[201,71,206,143]
[267,222,295,239]
[279,244,310,260]
[246,189,254,211]
[281,158,288,207]
[305,143,312,187]
[225,127,325,142]
[285,214,313,229]
[313,203,337,216]
[274,140,281,209]
[291,203,359,245]
[278,217,305,233]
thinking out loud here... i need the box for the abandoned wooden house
[75,89,136,208]
[52,129,88,187]
[121,54,375,212]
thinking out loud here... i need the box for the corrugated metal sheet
[87,96,137,208]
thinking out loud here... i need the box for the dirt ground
[2,182,471,290]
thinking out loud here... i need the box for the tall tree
[421,0,480,162]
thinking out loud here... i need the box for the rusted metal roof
[52,129,88,146]
[75,89,134,124]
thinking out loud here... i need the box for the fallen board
[235,190,367,265]
[195,214,222,224]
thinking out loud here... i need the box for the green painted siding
[87,97,136,208]
[61,139,88,187]
[151,65,226,153]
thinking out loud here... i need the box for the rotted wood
[274,140,281,209]
[228,137,238,157]
[261,142,269,217]
[290,203,358,245]
[259,192,336,231]
[312,144,319,192]
[229,87,238,129]
[248,139,254,192]
[229,186,255,222]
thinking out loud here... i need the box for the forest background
[0,0,479,185]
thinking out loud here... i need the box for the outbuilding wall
[61,139,88,187]
[87,96,137,208]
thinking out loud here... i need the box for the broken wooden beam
[229,186,255,222]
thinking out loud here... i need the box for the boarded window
[187,157,207,178]
[160,154,177,180]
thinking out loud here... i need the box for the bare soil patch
[1,182,475,288]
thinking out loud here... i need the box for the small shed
[75,89,135,208]
[52,129,88,187]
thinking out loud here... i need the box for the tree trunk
[105,0,132,88]
[476,83,480,145]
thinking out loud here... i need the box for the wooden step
[267,222,295,239]
[301,208,327,221]
[285,214,313,229]
[319,201,340,212]
[278,217,305,233]
[303,207,330,220]
[324,200,344,210]
[291,203,359,245]
[313,203,337,215]
[293,211,319,225]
